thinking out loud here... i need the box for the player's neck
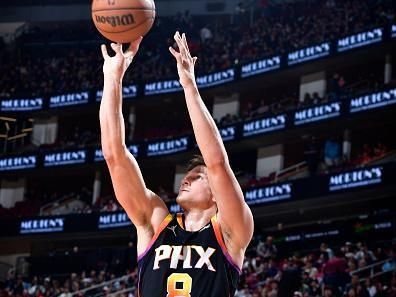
[183,206,216,232]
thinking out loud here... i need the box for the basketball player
[99,31,254,296]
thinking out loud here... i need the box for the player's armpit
[106,147,169,229]
[207,162,254,250]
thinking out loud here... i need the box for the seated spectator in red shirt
[361,144,373,164]
[373,142,387,158]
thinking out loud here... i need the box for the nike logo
[167,225,177,237]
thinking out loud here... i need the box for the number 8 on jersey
[167,273,192,297]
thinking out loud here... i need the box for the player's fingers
[169,46,178,57]
[110,43,121,55]
[125,36,143,57]
[182,33,191,57]
[101,44,109,59]
[174,32,187,58]
[173,31,182,48]
[180,34,192,61]
[169,46,182,64]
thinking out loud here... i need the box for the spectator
[266,280,279,297]
[374,280,389,297]
[320,243,335,261]
[357,144,373,164]
[257,236,278,260]
[304,136,320,176]
[343,242,356,259]
[355,243,377,264]
[200,26,213,43]
[303,258,319,280]
[322,249,348,295]
[278,258,302,297]
[329,73,345,101]
[256,99,269,115]
[365,278,377,297]
[158,186,172,202]
[307,279,321,297]
[324,137,341,169]
[373,142,387,158]
[323,286,335,297]
[303,93,312,106]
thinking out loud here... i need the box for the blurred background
[0,0,395,296]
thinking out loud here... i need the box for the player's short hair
[187,155,206,172]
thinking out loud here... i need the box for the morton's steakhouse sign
[337,28,383,52]
[243,115,286,137]
[1,97,43,112]
[20,217,65,234]
[245,183,292,205]
[44,150,87,167]
[329,166,383,191]
[288,42,330,65]
[294,102,341,125]
[0,155,37,171]
[349,88,396,113]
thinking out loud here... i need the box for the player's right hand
[169,31,198,89]
[101,36,142,81]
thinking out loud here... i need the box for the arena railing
[362,150,396,166]
[275,161,308,182]
[70,273,135,297]
[350,258,396,282]
[0,261,12,281]
[106,287,135,297]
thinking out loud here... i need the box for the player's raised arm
[169,32,254,250]
[99,39,168,249]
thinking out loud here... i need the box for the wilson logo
[95,14,135,27]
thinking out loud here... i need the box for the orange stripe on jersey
[211,214,242,275]
[176,213,184,229]
[138,213,173,261]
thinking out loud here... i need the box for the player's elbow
[203,146,229,169]
[102,147,115,163]
[102,143,127,164]
[205,157,228,171]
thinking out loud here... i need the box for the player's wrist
[104,73,123,84]
[182,82,197,91]
[181,78,197,90]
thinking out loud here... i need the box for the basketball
[91,0,155,43]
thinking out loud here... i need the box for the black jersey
[137,213,241,297]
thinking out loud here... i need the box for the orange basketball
[92,0,155,43]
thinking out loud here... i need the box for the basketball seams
[96,17,154,34]
[92,7,155,13]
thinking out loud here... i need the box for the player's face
[176,165,214,208]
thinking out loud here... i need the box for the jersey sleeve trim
[137,213,173,262]
[211,214,242,275]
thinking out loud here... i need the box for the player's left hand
[169,31,198,89]
[101,36,142,81]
